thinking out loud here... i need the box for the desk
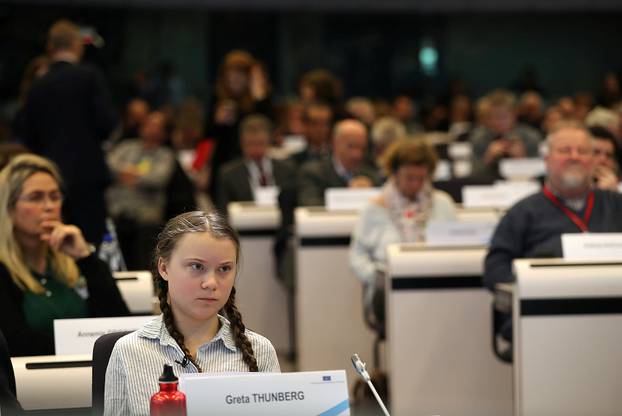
[228,202,291,354]
[11,354,92,411]
[387,244,513,416]
[295,207,374,390]
[510,259,622,416]
[113,270,154,315]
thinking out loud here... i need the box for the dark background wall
[1,3,621,111]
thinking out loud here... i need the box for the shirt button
[41,278,47,284]
[45,290,52,297]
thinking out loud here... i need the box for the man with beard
[484,121,622,291]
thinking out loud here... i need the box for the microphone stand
[351,353,391,416]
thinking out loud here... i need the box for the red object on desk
[150,364,186,416]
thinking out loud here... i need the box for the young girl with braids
[104,210,280,416]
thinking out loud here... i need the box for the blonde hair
[47,19,81,54]
[0,154,79,293]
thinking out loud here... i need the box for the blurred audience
[290,101,334,166]
[216,114,295,213]
[19,19,118,246]
[208,50,273,201]
[298,119,380,206]
[469,89,542,178]
[106,111,176,270]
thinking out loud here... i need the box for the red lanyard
[542,186,594,232]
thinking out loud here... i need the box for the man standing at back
[21,19,118,245]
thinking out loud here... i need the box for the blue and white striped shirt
[103,314,280,415]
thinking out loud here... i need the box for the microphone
[175,356,190,368]
[351,353,391,416]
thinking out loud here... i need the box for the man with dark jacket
[298,119,381,206]
[216,114,295,214]
[21,19,118,245]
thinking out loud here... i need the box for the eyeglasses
[17,191,64,205]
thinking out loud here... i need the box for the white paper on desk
[448,142,473,159]
[562,233,622,259]
[54,315,154,355]
[426,220,497,246]
[179,370,350,416]
[434,159,452,181]
[254,186,279,206]
[281,135,307,154]
[462,181,540,208]
[325,187,381,211]
[499,158,545,180]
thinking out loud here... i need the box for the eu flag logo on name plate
[322,375,332,381]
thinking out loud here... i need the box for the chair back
[91,331,132,416]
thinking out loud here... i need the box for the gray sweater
[484,189,622,290]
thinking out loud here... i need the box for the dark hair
[589,125,619,161]
[153,210,258,372]
[381,137,438,176]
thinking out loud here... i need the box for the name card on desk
[434,160,452,181]
[254,186,279,206]
[54,315,154,355]
[448,142,473,159]
[180,370,350,416]
[325,187,381,211]
[426,220,497,246]
[562,233,622,259]
[462,181,540,208]
[499,158,545,179]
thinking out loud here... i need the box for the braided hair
[153,210,259,372]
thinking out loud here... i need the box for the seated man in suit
[298,119,381,206]
[289,101,333,167]
[216,114,295,214]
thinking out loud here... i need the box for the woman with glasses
[0,154,129,356]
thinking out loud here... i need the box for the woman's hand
[40,221,93,260]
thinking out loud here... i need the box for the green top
[22,263,88,335]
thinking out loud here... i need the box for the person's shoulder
[595,188,622,202]
[502,191,545,220]
[272,157,295,173]
[299,158,326,175]
[244,328,274,348]
[432,189,456,206]
[220,158,245,175]
[114,316,162,350]
[243,328,278,362]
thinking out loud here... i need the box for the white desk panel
[387,244,512,416]
[12,354,92,410]
[513,259,622,416]
[295,207,374,391]
[228,203,290,354]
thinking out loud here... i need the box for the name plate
[462,181,540,208]
[282,135,307,154]
[254,186,279,206]
[179,370,350,416]
[434,160,452,181]
[426,220,497,246]
[562,233,622,259]
[54,316,154,355]
[448,142,473,159]
[113,270,154,314]
[325,187,381,211]
[499,158,545,179]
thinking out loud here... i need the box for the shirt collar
[137,314,238,352]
